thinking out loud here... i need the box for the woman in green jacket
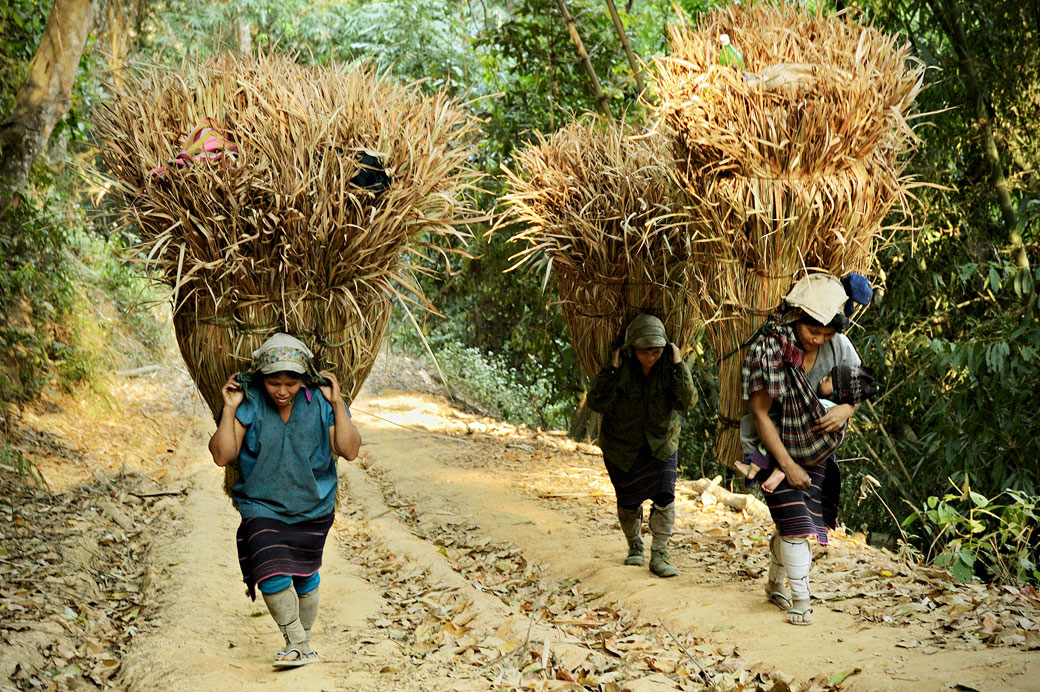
[587,314,696,577]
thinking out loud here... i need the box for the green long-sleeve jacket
[586,356,697,472]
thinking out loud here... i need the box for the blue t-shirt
[232,385,338,523]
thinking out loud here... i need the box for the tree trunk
[237,6,252,54]
[926,0,1017,233]
[0,0,99,210]
[101,0,146,89]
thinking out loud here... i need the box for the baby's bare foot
[761,467,786,493]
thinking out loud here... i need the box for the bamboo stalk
[603,0,646,98]
[556,0,613,119]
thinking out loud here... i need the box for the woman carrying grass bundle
[739,274,866,625]
[208,333,361,667]
[587,314,697,578]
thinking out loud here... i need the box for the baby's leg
[733,459,760,479]
[760,466,786,493]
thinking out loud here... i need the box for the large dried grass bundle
[502,117,699,379]
[94,54,480,489]
[651,2,924,466]
[94,53,480,414]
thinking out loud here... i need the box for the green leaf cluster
[903,481,1038,585]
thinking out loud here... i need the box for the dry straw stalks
[501,116,701,380]
[652,1,925,466]
[94,53,481,487]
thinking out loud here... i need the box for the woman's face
[794,322,836,354]
[635,347,664,372]
[264,373,304,409]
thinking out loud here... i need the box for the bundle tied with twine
[94,53,481,491]
[501,116,700,381]
[651,1,924,467]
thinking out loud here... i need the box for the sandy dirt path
[114,377,1039,692]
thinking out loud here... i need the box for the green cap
[623,314,668,350]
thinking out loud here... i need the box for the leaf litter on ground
[361,383,1040,656]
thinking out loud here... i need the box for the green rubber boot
[649,549,678,578]
[617,505,644,566]
[648,502,678,578]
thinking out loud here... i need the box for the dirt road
[109,365,1038,692]
[6,354,1037,691]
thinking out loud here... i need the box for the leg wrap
[262,586,307,646]
[297,587,319,642]
[648,502,675,552]
[779,537,812,602]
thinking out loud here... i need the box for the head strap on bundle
[785,273,847,325]
[232,333,328,400]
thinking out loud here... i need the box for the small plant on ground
[903,478,1039,586]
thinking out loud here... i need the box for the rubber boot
[262,586,307,649]
[617,505,644,566]
[648,502,678,578]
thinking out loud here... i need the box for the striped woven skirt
[236,513,334,600]
[762,454,840,546]
[605,449,678,508]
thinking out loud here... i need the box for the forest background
[0,0,1037,587]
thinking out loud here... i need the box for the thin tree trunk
[237,6,252,54]
[603,0,646,98]
[926,0,1017,232]
[555,0,613,119]
[0,0,99,210]
[103,0,135,88]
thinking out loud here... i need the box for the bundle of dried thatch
[502,116,700,379]
[94,53,479,486]
[651,2,924,466]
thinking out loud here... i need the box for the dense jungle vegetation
[1,0,1037,585]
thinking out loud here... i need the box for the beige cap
[785,273,847,325]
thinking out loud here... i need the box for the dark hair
[796,312,849,333]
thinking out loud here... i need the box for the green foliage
[428,340,571,430]
[0,443,46,486]
[96,239,169,354]
[0,0,49,114]
[903,480,1039,585]
[0,186,77,403]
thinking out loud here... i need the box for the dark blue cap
[841,273,873,316]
